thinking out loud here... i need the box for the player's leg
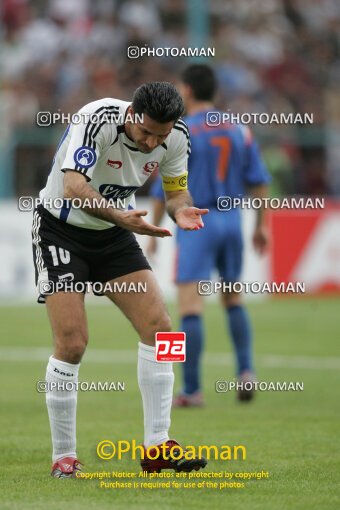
[174,282,204,406]
[44,291,88,474]
[220,291,255,400]
[46,291,88,363]
[104,269,172,345]
[32,206,89,476]
[173,223,215,406]
[104,269,173,448]
[105,269,207,472]
[217,220,255,400]
[91,229,206,472]
[220,291,253,377]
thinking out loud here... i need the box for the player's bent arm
[164,190,209,231]
[249,183,269,228]
[146,199,167,257]
[64,170,118,223]
[165,190,193,222]
[63,170,171,237]
[249,183,269,254]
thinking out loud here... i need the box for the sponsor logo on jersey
[107,160,123,169]
[143,161,159,176]
[74,146,97,169]
[99,184,138,200]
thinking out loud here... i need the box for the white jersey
[40,98,190,229]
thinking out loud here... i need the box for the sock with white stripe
[45,355,80,463]
[137,342,174,448]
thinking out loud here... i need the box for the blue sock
[226,305,253,375]
[181,314,204,395]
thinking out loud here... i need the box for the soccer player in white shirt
[32,82,209,477]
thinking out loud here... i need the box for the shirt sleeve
[158,120,190,191]
[241,126,271,186]
[61,103,116,181]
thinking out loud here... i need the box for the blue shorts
[175,208,243,283]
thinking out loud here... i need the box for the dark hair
[132,82,184,123]
[181,64,217,101]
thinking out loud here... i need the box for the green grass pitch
[0,297,339,509]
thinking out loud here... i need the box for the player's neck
[186,101,214,116]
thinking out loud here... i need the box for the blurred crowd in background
[1,0,340,198]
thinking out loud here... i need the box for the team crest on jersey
[74,146,97,169]
[143,161,159,176]
[99,184,138,200]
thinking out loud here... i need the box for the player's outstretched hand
[175,207,209,231]
[113,209,172,237]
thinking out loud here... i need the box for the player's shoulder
[78,97,129,117]
[215,121,253,147]
[69,98,130,148]
[237,123,253,145]
[173,118,190,139]
[167,118,191,152]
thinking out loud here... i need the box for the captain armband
[162,173,188,192]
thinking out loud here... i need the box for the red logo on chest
[107,160,122,169]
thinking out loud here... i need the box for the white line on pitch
[0,347,339,370]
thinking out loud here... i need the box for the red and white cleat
[140,439,207,473]
[51,457,82,478]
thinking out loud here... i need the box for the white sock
[138,342,174,448]
[45,355,80,463]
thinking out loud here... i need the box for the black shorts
[32,205,151,303]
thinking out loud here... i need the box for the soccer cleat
[140,439,207,473]
[51,456,82,478]
[172,391,204,408]
[237,371,256,402]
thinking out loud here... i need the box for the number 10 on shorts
[155,332,186,362]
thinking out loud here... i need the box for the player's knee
[55,327,88,363]
[154,312,172,334]
[146,312,172,342]
[222,292,242,307]
[179,303,203,316]
[59,341,87,364]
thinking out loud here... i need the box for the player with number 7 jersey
[31,82,208,477]
[148,65,271,407]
